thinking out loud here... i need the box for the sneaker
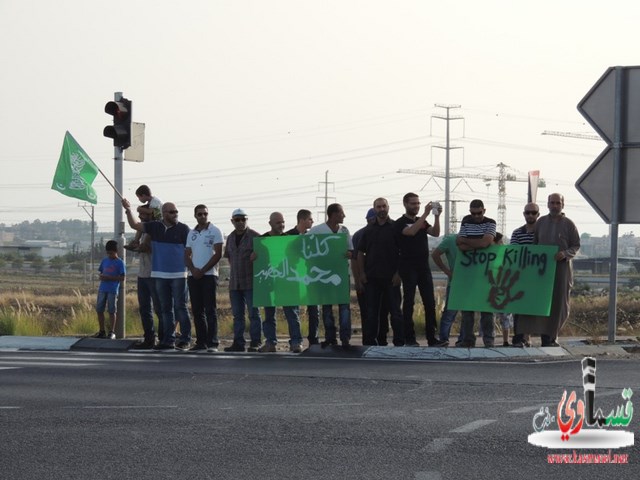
[207,346,219,353]
[223,344,245,352]
[188,344,207,352]
[92,331,106,339]
[152,343,175,351]
[320,339,337,348]
[429,339,449,347]
[290,344,303,353]
[541,341,560,347]
[247,342,262,352]
[175,341,190,351]
[258,343,277,353]
[132,339,155,350]
[341,340,352,350]
[484,343,495,348]
[458,340,475,348]
[107,331,116,340]
[405,340,421,347]
[503,342,510,347]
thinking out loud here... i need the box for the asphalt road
[0,352,637,480]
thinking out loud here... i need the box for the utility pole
[78,203,95,289]
[430,104,464,234]
[316,170,335,221]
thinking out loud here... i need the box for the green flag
[51,131,99,204]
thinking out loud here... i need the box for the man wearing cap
[223,208,263,352]
[285,209,320,346]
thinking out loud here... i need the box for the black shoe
[320,339,337,348]
[428,339,449,347]
[92,331,106,339]
[247,341,262,352]
[341,341,352,350]
[458,340,475,348]
[224,344,246,352]
[153,343,175,351]
[541,341,560,347]
[405,340,421,347]
[188,344,207,352]
[503,342,510,347]
[175,341,190,351]
[132,340,155,350]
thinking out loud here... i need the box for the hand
[391,272,401,287]
[555,251,566,261]
[122,198,131,210]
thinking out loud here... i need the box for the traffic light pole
[113,91,126,340]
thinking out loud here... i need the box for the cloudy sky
[1,0,638,239]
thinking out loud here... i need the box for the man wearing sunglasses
[123,199,191,351]
[456,199,497,348]
[185,205,224,352]
[510,203,539,347]
[223,209,263,352]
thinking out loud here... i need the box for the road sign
[125,122,145,162]
[576,146,640,223]
[577,66,640,145]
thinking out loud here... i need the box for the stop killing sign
[575,66,640,223]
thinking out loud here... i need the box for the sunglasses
[164,210,178,214]
[524,211,539,215]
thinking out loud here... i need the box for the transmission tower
[316,170,335,221]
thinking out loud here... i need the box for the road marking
[414,471,442,480]
[0,406,21,409]
[0,367,21,370]
[421,437,455,453]
[254,402,364,408]
[509,406,544,414]
[77,405,179,409]
[450,419,496,433]
[0,361,100,367]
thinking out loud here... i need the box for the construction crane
[541,130,601,141]
[398,163,545,235]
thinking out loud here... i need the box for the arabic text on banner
[252,234,350,307]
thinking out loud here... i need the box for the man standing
[123,199,191,350]
[531,193,580,346]
[431,233,460,346]
[258,212,303,353]
[356,198,404,346]
[223,208,262,352]
[510,202,539,347]
[456,199,496,348]
[185,204,224,352]
[395,193,447,347]
[308,203,353,349]
[132,209,163,350]
[285,209,320,346]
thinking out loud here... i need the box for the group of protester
[93,184,580,352]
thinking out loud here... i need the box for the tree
[49,256,66,273]
[31,255,45,274]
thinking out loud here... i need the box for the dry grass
[0,270,638,339]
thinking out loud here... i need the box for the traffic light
[103,98,132,148]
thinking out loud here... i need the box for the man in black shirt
[356,198,404,346]
[395,193,447,347]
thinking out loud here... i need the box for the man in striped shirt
[456,199,497,347]
[510,202,539,347]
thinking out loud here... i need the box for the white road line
[509,406,545,414]
[421,437,455,453]
[77,405,179,409]
[254,402,365,408]
[414,471,442,480]
[0,362,101,367]
[0,367,21,370]
[450,419,496,433]
[0,406,21,409]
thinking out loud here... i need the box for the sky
[1,0,638,241]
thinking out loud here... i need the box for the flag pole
[96,166,124,200]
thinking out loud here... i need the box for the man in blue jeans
[123,199,191,351]
[431,233,460,346]
[223,208,263,352]
[257,212,303,353]
[308,203,354,350]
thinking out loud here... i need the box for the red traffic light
[104,98,132,149]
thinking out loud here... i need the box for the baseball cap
[365,208,376,219]
[232,208,248,218]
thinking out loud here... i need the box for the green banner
[252,234,350,307]
[448,244,558,315]
[51,131,99,204]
